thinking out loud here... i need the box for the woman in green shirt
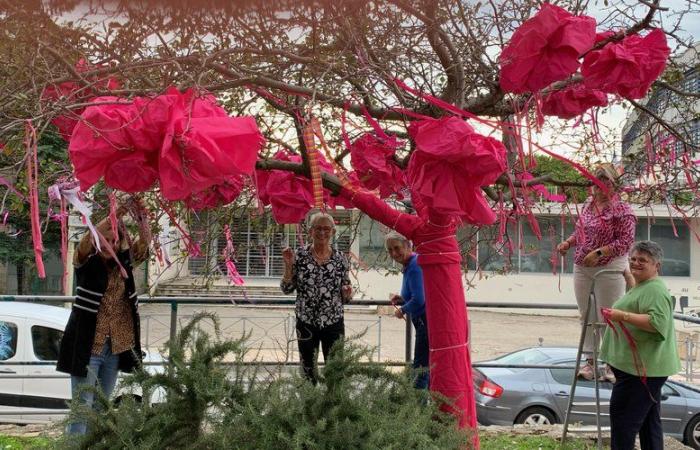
[601,240,681,450]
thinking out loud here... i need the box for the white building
[138,203,700,315]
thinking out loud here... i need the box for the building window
[189,210,353,278]
[357,214,395,270]
[650,218,690,277]
[477,221,517,273]
[354,213,692,277]
[680,69,699,94]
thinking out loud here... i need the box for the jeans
[411,314,430,389]
[609,366,667,450]
[296,319,344,385]
[66,339,120,435]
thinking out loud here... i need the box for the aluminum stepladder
[561,269,623,449]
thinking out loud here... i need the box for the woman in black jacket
[58,203,150,435]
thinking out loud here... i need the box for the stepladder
[561,269,623,449]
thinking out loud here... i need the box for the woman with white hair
[281,211,352,384]
[601,240,681,450]
[385,231,429,389]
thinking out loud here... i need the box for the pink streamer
[24,121,45,279]
[222,225,244,286]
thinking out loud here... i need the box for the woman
[601,241,681,450]
[57,203,150,435]
[386,231,429,389]
[557,163,636,381]
[281,212,352,384]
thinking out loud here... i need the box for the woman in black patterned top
[281,212,352,384]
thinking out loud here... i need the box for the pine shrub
[53,313,469,450]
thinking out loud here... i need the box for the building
[131,203,700,316]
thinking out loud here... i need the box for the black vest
[56,250,142,377]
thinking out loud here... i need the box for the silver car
[474,346,700,449]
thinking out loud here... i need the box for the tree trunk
[16,262,24,295]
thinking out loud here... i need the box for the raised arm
[340,187,422,239]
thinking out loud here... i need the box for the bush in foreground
[54,313,469,450]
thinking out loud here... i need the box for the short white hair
[384,231,411,249]
[307,211,335,229]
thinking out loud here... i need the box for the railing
[2,295,700,379]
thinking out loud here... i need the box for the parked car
[474,346,700,449]
[0,302,163,424]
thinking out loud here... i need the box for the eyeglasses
[313,226,333,233]
[629,256,654,265]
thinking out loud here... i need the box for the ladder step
[568,425,611,433]
[571,401,610,407]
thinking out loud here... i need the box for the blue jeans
[411,314,430,390]
[66,339,120,435]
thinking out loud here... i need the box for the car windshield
[669,380,700,395]
[496,348,550,370]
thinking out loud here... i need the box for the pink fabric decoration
[25,122,45,278]
[104,152,160,193]
[222,225,245,286]
[184,175,245,211]
[349,133,406,198]
[41,59,121,141]
[256,150,348,224]
[406,117,506,224]
[499,3,596,94]
[519,172,567,202]
[68,87,264,204]
[343,188,479,444]
[68,97,140,192]
[157,89,264,201]
[258,152,314,224]
[582,28,670,99]
[541,84,608,119]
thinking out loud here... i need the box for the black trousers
[296,319,344,384]
[411,314,430,389]
[610,366,667,450]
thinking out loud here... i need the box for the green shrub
[54,313,469,450]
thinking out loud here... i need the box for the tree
[1,0,699,439]
[0,130,66,294]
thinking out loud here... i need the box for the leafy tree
[0,130,68,294]
[530,155,589,203]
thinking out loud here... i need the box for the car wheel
[684,414,700,449]
[515,406,557,426]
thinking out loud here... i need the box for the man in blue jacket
[386,231,429,389]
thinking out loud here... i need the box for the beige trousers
[573,256,628,358]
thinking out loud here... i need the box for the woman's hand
[582,250,601,267]
[341,284,353,303]
[557,241,571,256]
[282,247,295,266]
[602,308,622,321]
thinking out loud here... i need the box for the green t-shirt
[600,277,681,377]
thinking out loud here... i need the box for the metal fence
[2,295,700,377]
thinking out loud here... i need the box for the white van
[0,302,163,424]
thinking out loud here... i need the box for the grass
[0,434,603,449]
[481,434,604,449]
[0,436,51,449]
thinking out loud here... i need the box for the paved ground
[137,303,583,363]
